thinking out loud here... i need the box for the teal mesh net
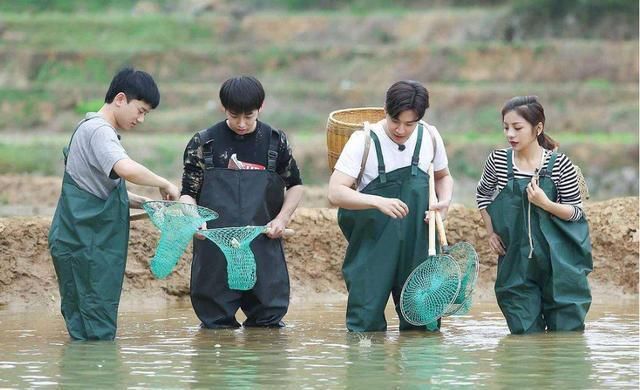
[400,255,461,326]
[142,201,218,279]
[199,226,269,291]
[443,242,479,316]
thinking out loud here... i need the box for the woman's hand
[488,232,506,256]
[526,176,550,209]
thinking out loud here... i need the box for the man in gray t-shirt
[49,68,180,341]
[67,113,130,200]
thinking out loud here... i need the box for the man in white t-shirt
[328,80,453,332]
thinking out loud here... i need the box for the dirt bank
[0,198,637,311]
[0,175,332,214]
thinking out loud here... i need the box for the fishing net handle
[264,226,296,237]
[435,211,449,248]
[428,164,436,256]
[130,212,148,221]
[428,164,450,249]
[200,226,295,241]
[433,190,450,249]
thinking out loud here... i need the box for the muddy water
[0,301,637,388]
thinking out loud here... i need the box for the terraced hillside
[0,1,637,204]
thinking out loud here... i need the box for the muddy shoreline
[0,198,637,312]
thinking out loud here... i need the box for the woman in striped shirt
[476,96,592,334]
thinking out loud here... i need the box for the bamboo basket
[326,107,385,171]
[574,164,590,200]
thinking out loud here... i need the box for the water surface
[0,301,637,388]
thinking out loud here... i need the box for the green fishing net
[443,242,479,316]
[143,201,218,279]
[199,226,269,291]
[400,255,461,326]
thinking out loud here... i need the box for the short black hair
[104,67,160,109]
[219,76,265,113]
[385,80,429,120]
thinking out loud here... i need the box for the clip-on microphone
[398,144,406,151]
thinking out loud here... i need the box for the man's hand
[375,196,409,219]
[160,182,180,200]
[424,199,450,223]
[194,222,207,240]
[266,218,287,239]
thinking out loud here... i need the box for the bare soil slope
[0,198,637,311]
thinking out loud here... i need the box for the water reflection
[59,341,125,388]
[0,302,637,388]
[190,327,292,388]
[492,333,592,389]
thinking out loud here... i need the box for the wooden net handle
[428,164,436,256]
[264,227,296,237]
[130,212,148,221]
[435,208,449,248]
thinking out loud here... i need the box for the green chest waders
[48,119,129,341]
[338,125,437,332]
[486,149,592,334]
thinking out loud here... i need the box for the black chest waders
[190,128,289,328]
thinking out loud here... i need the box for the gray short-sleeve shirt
[66,112,129,199]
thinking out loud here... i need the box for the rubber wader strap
[369,131,387,183]
[505,148,516,192]
[411,124,424,176]
[540,151,558,178]
[267,128,280,172]
[198,129,215,168]
[63,117,96,164]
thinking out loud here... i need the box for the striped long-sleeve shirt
[476,148,583,221]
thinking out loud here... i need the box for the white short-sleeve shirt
[334,120,448,191]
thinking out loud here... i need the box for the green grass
[0,13,216,51]
[1,132,635,181]
[0,0,165,13]
[74,99,104,115]
[0,1,454,14]
[0,141,63,175]
[444,131,638,145]
[0,89,54,128]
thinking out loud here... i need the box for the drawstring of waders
[527,150,546,259]
[527,194,534,259]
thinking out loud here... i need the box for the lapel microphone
[398,144,406,151]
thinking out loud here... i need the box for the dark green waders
[338,125,438,332]
[48,120,129,341]
[486,149,592,334]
